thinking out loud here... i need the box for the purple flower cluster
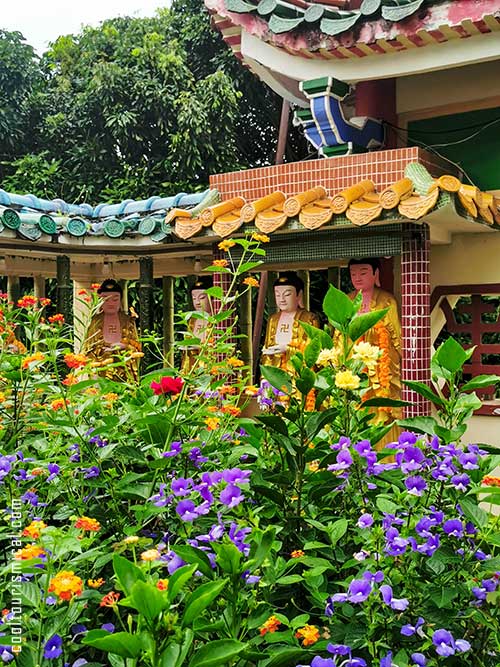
[296,642,367,667]
[471,576,499,604]
[432,629,471,657]
[257,380,287,410]
[161,440,210,467]
[326,570,408,615]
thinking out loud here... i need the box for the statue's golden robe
[81,312,141,382]
[261,309,320,374]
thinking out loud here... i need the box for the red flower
[150,376,184,396]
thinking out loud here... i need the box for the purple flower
[228,523,251,554]
[443,519,463,538]
[451,473,470,491]
[81,466,100,479]
[328,449,353,471]
[0,457,12,481]
[163,551,186,574]
[380,585,409,611]
[71,624,87,637]
[149,483,172,507]
[380,652,393,667]
[162,441,182,458]
[357,513,374,529]
[345,659,367,667]
[474,549,489,561]
[408,534,440,557]
[47,463,60,481]
[385,528,408,556]
[197,523,224,543]
[458,452,478,469]
[89,433,108,447]
[45,596,57,605]
[363,570,384,583]
[398,447,425,474]
[432,629,471,657]
[171,477,193,496]
[189,447,209,466]
[242,571,261,585]
[401,617,425,637]
[398,432,418,446]
[346,578,372,603]
[44,634,63,659]
[21,491,40,506]
[331,436,350,451]
[222,468,251,484]
[353,440,372,457]
[353,550,370,561]
[311,659,335,667]
[176,499,199,522]
[327,644,351,655]
[405,476,427,496]
[101,623,115,633]
[410,654,427,667]
[415,517,433,538]
[0,649,14,663]
[220,484,244,508]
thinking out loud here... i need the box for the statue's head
[348,258,381,294]
[97,279,122,315]
[273,272,304,313]
[190,276,213,314]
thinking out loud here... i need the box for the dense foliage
[0,1,307,203]
[0,239,499,666]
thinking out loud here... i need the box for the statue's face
[192,289,211,313]
[274,285,300,313]
[349,264,378,293]
[101,292,121,314]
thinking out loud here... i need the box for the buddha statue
[261,272,320,374]
[348,258,401,444]
[181,276,213,374]
[81,279,141,381]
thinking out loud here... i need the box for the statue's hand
[262,344,287,355]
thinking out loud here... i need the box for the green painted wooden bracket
[320,11,360,35]
[269,14,305,32]
[225,0,259,12]
[381,0,425,20]
[360,0,381,15]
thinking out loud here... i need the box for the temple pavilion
[1,0,500,442]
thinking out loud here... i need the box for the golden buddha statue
[81,279,141,382]
[348,258,401,445]
[261,272,320,374]
[180,276,213,374]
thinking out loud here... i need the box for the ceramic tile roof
[0,188,219,243]
[207,0,500,61]
[166,162,500,240]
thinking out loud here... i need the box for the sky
[2,0,167,54]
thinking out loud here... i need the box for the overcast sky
[2,0,167,53]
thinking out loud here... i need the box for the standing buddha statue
[82,279,141,381]
[261,272,320,374]
[348,258,401,444]
[181,276,213,374]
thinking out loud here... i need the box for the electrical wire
[386,117,500,135]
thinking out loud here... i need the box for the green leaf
[402,380,445,406]
[304,336,321,367]
[376,497,399,514]
[296,367,316,395]
[257,414,289,437]
[397,416,437,436]
[126,580,169,622]
[113,554,146,596]
[246,526,276,569]
[300,321,333,350]
[435,337,470,373]
[348,307,388,342]
[160,643,181,667]
[263,647,313,667]
[260,365,293,394]
[428,585,460,609]
[188,639,248,667]
[460,374,500,392]
[323,284,354,329]
[461,497,488,528]
[212,541,242,575]
[276,574,303,584]
[240,260,263,273]
[182,578,228,627]
[328,518,348,545]
[173,545,214,579]
[362,397,410,408]
[168,563,198,602]
[83,631,143,658]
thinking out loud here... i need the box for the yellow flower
[87,578,105,588]
[212,259,228,268]
[157,579,169,591]
[0,392,6,403]
[50,398,69,410]
[218,239,236,252]
[290,550,305,558]
[251,233,270,243]
[21,352,45,370]
[123,535,139,544]
[244,385,259,396]
[205,417,220,431]
[317,348,340,367]
[140,549,160,562]
[48,570,83,601]
[351,341,380,369]
[104,392,119,403]
[227,356,244,367]
[260,615,282,636]
[295,624,320,646]
[84,387,99,396]
[22,520,47,539]
[308,460,320,472]
[14,544,46,560]
[243,276,259,288]
[74,516,101,532]
[335,370,360,391]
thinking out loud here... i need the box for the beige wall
[430,233,500,290]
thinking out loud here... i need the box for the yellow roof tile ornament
[165,189,220,240]
[379,178,413,209]
[330,180,375,214]
[346,199,383,226]
[240,192,286,223]
[284,186,327,217]
[201,197,246,238]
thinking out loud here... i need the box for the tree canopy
[0,1,307,203]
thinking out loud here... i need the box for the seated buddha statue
[81,279,141,382]
[181,276,213,374]
[261,272,320,374]
[348,257,401,445]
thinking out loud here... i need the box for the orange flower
[74,516,101,532]
[17,296,37,308]
[157,579,169,591]
[374,322,391,391]
[87,578,105,588]
[259,615,282,636]
[48,571,83,601]
[218,384,236,395]
[483,475,500,487]
[48,314,65,324]
[221,405,241,417]
[78,289,88,296]
[30,468,45,477]
[64,353,88,369]
[212,259,228,268]
[22,520,47,539]
[62,374,77,386]
[104,392,119,403]
[227,356,244,368]
[244,385,259,396]
[91,283,101,290]
[251,233,270,243]
[14,544,46,560]
[205,417,220,431]
[39,298,51,307]
[218,240,236,252]
[243,276,259,288]
[291,550,305,558]
[140,549,160,562]
[21,352,45,369]
[295,624,320,646]
[50,398,70,410]
[100,591,120,607]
